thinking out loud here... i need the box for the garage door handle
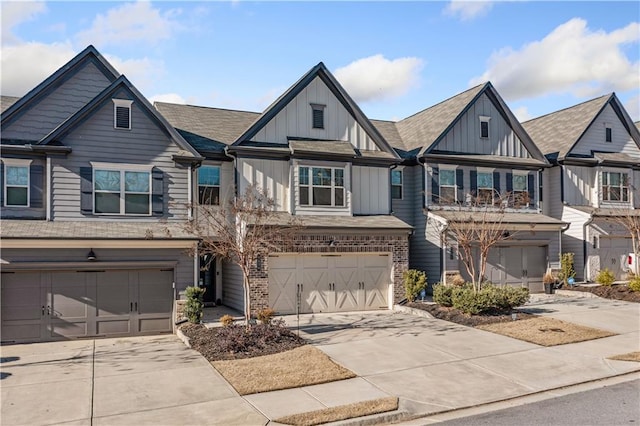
[130,302,133,312]
[135,302,138,311]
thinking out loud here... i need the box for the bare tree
[442,192,515,292]
[606,206,640,275]
[186,184,302,323]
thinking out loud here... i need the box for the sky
[2,1,639,123]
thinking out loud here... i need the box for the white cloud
[444,1,493,21]
[334,55,424,103]
[512,106,532,122]
[625,94,640,122]
[1,1,46,45]
[1,41,76,96]
[75,1,182,47]
[149,93,186,105]
[104,54,164,93]
[471,19,640,101]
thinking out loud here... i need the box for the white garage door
[268,254,391,314]
[1,269,174,343]
[599,237,632,280]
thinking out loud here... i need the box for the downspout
[46,156,52,221]
[441,224,449,284]
[583,215,594,282]
[187,165,193,220]
[194,243,199,287]
[389,164,398,215]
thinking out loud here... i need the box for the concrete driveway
[0,335,266,426]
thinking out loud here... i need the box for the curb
[176,327,191,348]
[393,304,435,319]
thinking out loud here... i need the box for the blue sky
[2,1,639,123]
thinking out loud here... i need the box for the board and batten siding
[561,207,591,280]
[571,104,640,158]
[434,93,531,158]
[2,62,113,142]
[51,93,189,220]
[221,260,244,312]
[352,166,389,215]
[543,166,563,218]
[237,158,289,212]
[563,166,594,207]
[0,248,194,294]
[250,76,380,152]
[392,165,416,225]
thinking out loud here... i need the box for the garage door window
[299,166,345,207]
[93,163,152,215]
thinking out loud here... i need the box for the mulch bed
[406,302,537,327]
[562,284,640,303]
[180,321,306,361]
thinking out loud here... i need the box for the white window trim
[600,169,630,204]
[479,116,491,139]
[3,158,32,208]
[197,164,221,206]
[391,168,403,200]
[439,166,458,203]
[91,162,153,216]
[298,164,346,208]
[113,99,133,130]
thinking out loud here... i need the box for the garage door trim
[1,260,178,271]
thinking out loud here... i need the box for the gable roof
[1,45,120,127]
[395,82,547,163]
[1,96,20,114]
[522,93,640,161]
[231,62,399,159]
[39,76,201,158]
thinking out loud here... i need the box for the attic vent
[311,104,325,129]
[113,99,133,130]
[605,127,612,143]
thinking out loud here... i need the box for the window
[601,171,629,202]
[477,171,494,203]
[311,104,325,129]
[113,99,132,130]
[92,163,152,215]
[605,127,612,143]
[512,173,528,206]
[391,169,403,199]
[439,169,457,203]
[198,165,220,205]
[479,116,491,138]
[3,159,31,207]
[299,166,344,207]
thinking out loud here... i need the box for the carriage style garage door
[599,237,633,280]
[485,246,547,292]
[268,253,391,314]
[1,269,174,343]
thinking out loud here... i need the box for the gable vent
[113,99,133,130]
[311,104,325,129]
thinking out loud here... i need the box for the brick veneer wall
[248,233,410,315]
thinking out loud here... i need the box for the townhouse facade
[1,45,638,343]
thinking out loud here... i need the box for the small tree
[184,286,206,324]
[607,205,640,275]
[558,252,576,286]
[187,184,302,324]
[444,192,516,293]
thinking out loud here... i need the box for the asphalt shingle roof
[431,210,566,227]
[256,212,413,230]
[522,94,611,158]
[1,96,20,114]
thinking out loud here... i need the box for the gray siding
[572,104,640,158]
[543,166,563,218]
[0,247,194,295]
[392,165,416,225]
[352,166,390,215]
[51,92,189,220]
[435,93,531,158]
[238,158,289,212]
[564,165,594,206]
[221,260,244,311]
[2,62,112,141]
[1,157,46,219]
[561,207,590,280]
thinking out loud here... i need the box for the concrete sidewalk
[251,293,640,424]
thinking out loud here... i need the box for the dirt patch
[608,351,640,362]
[212,345,356,395]
[180,321,305,361]
[563,284,640,303]
[477,317,616,346]
[407,302,537,327]
[275,397,399,426]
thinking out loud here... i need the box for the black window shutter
[456,169,464,204]
[470,170,477,196]
[493,171,500,194]
[80,167,93,214]
[152,168,164,216]
[528,173,535,208]
[506,172,513,193]
[431,166,439,203]
[539,172,543,202]
[0,163,4,206]
[30,165,44,208]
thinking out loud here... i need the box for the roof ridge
[154,101,260,115]
[522,93,612,124]
[398,83,486,123]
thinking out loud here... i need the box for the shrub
[220,314,235,326]
[183,286,206,324]
[595,268,615,286]
[449,283,529,315]
[403,269,427,302]
[256,307,276,324]
[629,276,640,292]
[449,273,466,286]
[433,283,454,307]
[558,253,576,285]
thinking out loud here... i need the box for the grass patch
[477,316,616,346]
[212,345,355,395]
[608,352,640,362]
[275,397,399,426]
